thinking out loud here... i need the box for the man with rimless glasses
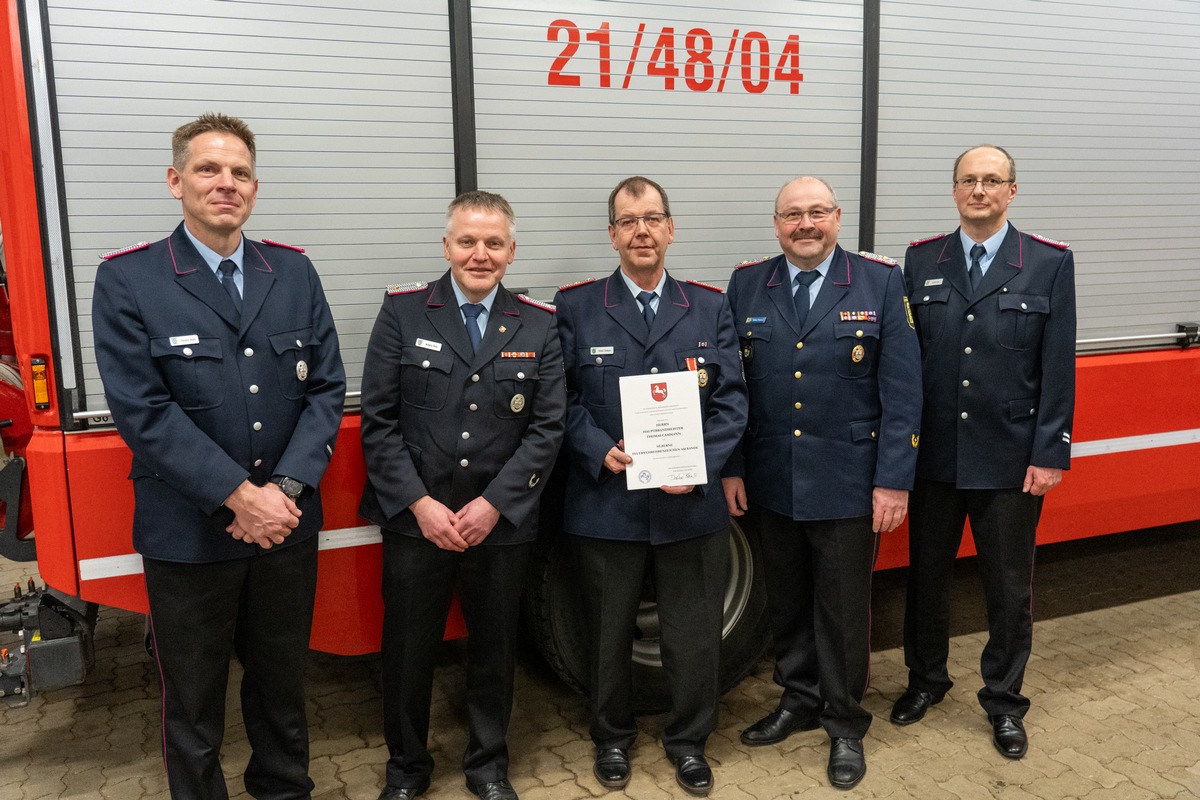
[722,176,921,790]
[554,176,746,797]
[892,146,1076,761]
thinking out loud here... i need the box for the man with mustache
[723,176,921,789]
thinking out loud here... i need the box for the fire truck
[1,0,1198,709]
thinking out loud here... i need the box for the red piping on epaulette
[858,251,898,266]
[685,279,724,293]
[262,238,306,253]
[518,294,556,313]
[735,256,772,270]
[1029,233,1070,250]
[558,277,596,292]
[909,233,948,248]
[101,241,150,260]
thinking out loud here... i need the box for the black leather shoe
[740,707,821,746]
[672,754,713,797]
[990,714,1028,759]
[593,747,631,789]
[827,738,866,790]
[465,778,518,800]
[377,787,427,800]
[889,687,940,725]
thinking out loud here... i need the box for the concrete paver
[2,535,1198,800]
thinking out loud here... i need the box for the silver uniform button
[962,380,970,387]
[964,347,973,354]
[422,360,430,368]
[295,339,303,347]
[698,357,706,364]
[244,347,254,357]
[471,374,480,382]
[923,295,930,302]
[469,403,478,411]
[595,357,603,364]
[650,367,659,374]
[517,371,525,380]
[254,459,262,467]
[182,347,193,356]
[1021,302,1028,310]
[961,412,969,419]
[253,421,262,431]
[462,431,470,440]
[966,314,975,322]
[249,385,259,394]
[459,459,469,468]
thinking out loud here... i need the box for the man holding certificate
[722,177,922,790]
[553,177,746,797]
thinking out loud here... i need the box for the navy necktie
[969,243,986,292]
[218,259,241,314]
[462,303,485,352]
[637,290,657,329]
[794,270,821,328]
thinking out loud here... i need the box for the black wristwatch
[272,476,306,501]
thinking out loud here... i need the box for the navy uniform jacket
[724,247,922,521]
[553,268,747,544]
[92,223,346,563]
[358,272,565,543]
[904,225,1076,489]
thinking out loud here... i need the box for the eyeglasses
[613,213,670,232]
[775,207,837,225]
[954,177,1014,191]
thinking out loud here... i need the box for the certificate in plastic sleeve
[618,371,707,491]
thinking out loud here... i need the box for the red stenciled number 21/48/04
[547,19,803,94]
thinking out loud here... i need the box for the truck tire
[522,519,769,714]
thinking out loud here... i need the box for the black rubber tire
[521,518,770,714]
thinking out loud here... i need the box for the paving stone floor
[2,524,1198,800]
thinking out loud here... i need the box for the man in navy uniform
[554,176,746,797]
[92,113,346,799]
[722,176,921,790]
[891,145,1076,760]
[359,191,565,800]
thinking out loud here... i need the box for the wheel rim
[630,521,755,668]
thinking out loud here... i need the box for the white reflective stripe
[77,526,384,581]
[1073,428,1200,458]
[78,553,144,581]
[317,525,383,550]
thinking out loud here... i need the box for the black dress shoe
[465,778,518,800]
[672,754,714,797]
[377,786,427,800]
[990,714,1028,759]
[593,747,631,789]
[827,738,866,790]
[740,707,821,746]
[889,687,940,725]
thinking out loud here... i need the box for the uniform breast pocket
[495,360,539,419]
[398,346,453,411]
[738,325,773,381]
[997,294,1050,351]
[675,346,719,398]
[577,347,626,408]
[268,327,320,400]
[909,285,950,344]
[834,322,880,379]
[150,337,224,410]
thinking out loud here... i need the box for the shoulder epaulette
[735,256,773,270]
[262,238,306,253]
[518,294,556,313]
[386,281,428,296]
[858,250,898,267]
[101,241,150,260]
[1030,233,1070,250]
[558,278,596,292]
[909,233,949,248]
[685,279,724,293]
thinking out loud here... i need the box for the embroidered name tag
[746,317,767,324]
[169,335,199,346]
[415,338,443,352]
[924,278,944,286]
[590,346,615,355]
